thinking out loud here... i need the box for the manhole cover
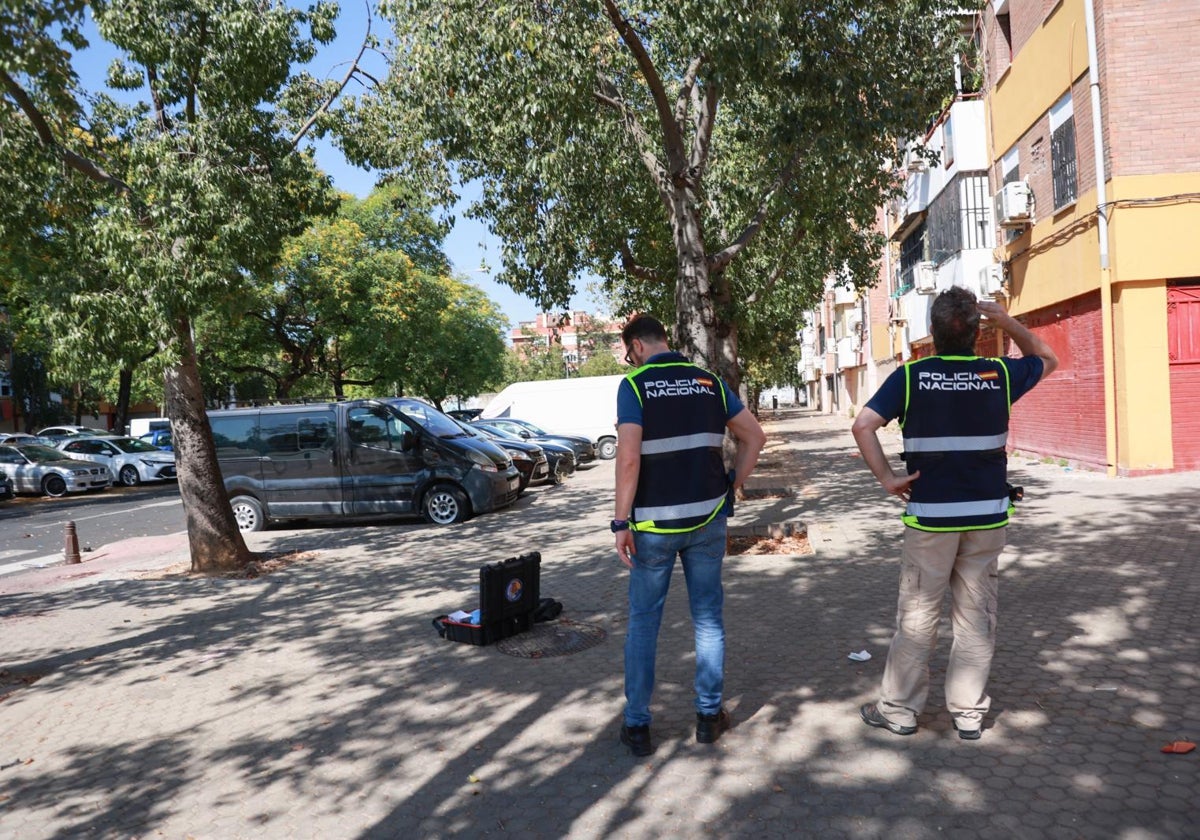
[496,619,607,658]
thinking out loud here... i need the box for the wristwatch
[610,518,630,533]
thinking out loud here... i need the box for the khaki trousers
[877,526,1005,729]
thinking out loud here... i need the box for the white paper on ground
[447,610,472,622]
[848,650,872,662]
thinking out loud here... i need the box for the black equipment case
[435,551,541,645]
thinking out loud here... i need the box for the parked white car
[0,444,113,497]
[35,424,108,443]
[57,436,177,487]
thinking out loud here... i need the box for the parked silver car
[57,436,177,487]
[0,433,55,446]
[34,424,108,443]
[0,443,113,497]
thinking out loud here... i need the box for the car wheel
[597,437,617,460]
[118,465,140,487]
[423,484,469,525]
[42,474,68,498]
[552,466,567,485]
[230,495,266,532]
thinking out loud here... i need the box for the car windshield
[476,423,518,441]
[110,437,163,453]
[16,444,73,462]
[512,419,549,435]
[391,401,466,438]
[453,419,487,439]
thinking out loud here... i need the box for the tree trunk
[114,367,133,436]
[164,315,254,572]
[710,267,742,395]
[671,191,719,368]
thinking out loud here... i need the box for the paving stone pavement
[0,409,1196,839]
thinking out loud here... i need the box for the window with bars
[897,221,927,293]
[926,174,995,262]
[1050,93,1077,210]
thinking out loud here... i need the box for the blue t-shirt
[616,352,745,426]
[865,356,1044,423]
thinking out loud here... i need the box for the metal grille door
[1168,283,1200,470]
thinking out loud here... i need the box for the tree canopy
[347,0,962,387]
[1,0,367,570]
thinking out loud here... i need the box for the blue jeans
[624,517,727,727]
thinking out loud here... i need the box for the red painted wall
[1004,292,1107,468]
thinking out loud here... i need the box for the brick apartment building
[508,311,624,371]
[806,0,1200,475]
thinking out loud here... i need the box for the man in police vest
[613,315,766,756]
[852,287,1057,740]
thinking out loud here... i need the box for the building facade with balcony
[980,0,1200,474]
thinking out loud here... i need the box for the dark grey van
[208,399,520,531]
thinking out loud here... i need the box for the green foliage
[195,188,509,405]
[351,0,962,383]
[1,0,374,568]
[577,352,625,377]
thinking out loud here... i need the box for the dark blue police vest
[625,357,730,534]
[900,355,1014,531]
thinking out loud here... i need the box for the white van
[482,375,624,459]
[129,416,170,438]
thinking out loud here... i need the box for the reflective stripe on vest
[640,432,726,455]
[905,497,1010,518]
[903,433,1008,453]
[634,492,728,523]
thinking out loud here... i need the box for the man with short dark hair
[613,315,765,756]
[851,287,1057,740]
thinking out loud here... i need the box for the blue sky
[72,2,598,328]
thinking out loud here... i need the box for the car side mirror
[400,429,416,452]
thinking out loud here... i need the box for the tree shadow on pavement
[0,415,1196,837]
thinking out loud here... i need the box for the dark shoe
[953,720,982,740]
[696,708,731,744]
[619,723,654,757]
[860,702,917,736]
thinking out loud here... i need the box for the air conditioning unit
[995,181,1032,228]
[915,260,937,294]
[908,155,928,173]
[979,263,1004,295]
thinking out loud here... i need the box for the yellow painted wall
[1108,174,1200,282]
[1004,187,1101,316]
[1111,281,1173,469]
[989,0,1090,155]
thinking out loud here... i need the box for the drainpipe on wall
[1083,0,1117,476]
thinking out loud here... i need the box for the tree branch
[690,79,718,175]
[146,64,171,133]
[600,0,686,166]
[1,68,137,197]
[594,76,671,214]
[674,54,704,127]
[618,241,668,283]
[745,221,808,306]
[708,149,803,274]
[288,5,374,150]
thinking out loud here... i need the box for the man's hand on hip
[883,470,921,502]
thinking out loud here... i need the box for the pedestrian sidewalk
[0,409,1196,839]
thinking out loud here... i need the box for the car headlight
[508,450,531,462]
[71,469,90,477]
[465,449,498,472]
